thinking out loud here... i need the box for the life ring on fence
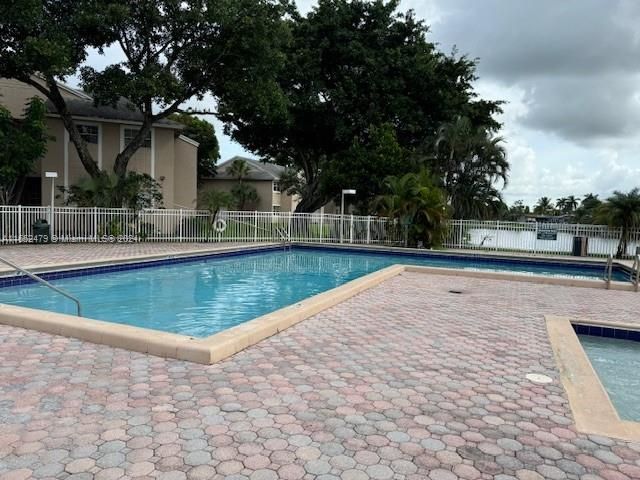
[213,218,227,233]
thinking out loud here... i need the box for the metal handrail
[0,256,82,316]
[275,227,292,251]
[604,254,613,289]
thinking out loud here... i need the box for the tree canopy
[430,116,508,219]
[222,0,503,212]
[0,0,289,186]
[0,97,48,204]
[595,188,640,258]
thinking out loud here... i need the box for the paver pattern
[1,271,640,480]
[0,243,269,271]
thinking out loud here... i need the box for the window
[123,128,152,148]
[273,181,281,192]
[78,124,98,144]
[272,205,281,213]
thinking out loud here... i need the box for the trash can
[572,236,588,256]
[32,219,51,244]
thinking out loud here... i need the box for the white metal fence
[445,219,640,258]
[0,206,403,246]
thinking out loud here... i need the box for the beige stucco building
[199,157,300,212]
[0,77,198,208]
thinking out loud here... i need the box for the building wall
[1,78,198,209]
[199,179,274,211]
[199,179,302,212]
[173,137,198,209]
[279,193,300,212]
[40,118,66,206]
[0,77,80,117]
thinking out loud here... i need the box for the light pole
[340,188,356,243]
[45,171,58,237]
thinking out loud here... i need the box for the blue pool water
[0,247,629,337]
[578,335,640,421]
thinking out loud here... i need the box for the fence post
[287,212,292,240]
[458,220,463,248]
[93,207,98,242]
[495,220,500,251]
[253,211,258,243]
[18,205,22,241]
[179,209,184,242]
[319,211,324,243]
[366,215,371,244]
[349,214,354,244]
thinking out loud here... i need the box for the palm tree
[433,116,509,219]
[228,158,251,181]
[199,189,234,222]
[566,195,579,212]
[534,197,554,215]
[228,159,258,210]
[595,188,640,258]
[556,197,568,213]
[376,169,449,247]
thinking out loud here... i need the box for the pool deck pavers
[0,245,640,479]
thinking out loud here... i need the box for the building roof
[45,97,183,129]
[39,77,183,129]
[213,156,285,181]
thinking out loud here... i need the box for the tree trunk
[616,226,628,259]
[113,119,153,179]
[294,191,326,213]
[10,176,27,205]
[42,78,102,179]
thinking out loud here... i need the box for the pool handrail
[0,255,82,316]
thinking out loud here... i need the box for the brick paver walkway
[1,272,640,480]
[0,243,269,271]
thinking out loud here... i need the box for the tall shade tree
[0,98,48,204]
[0,0,289,183]
[169,113,220,181]
[431,116,508,219]
[595,188,640,259]
[223,0,502,212]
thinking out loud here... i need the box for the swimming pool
[0,246,629,337]
[578,334,640,421]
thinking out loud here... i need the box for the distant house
[0,77,199,208]
[200,156,300,212]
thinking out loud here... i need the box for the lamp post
[340,188,356,243]
[45,171,58,237]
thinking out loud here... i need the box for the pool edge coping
[0,264,405,364]
[545,315,640,442]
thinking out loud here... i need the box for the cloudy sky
[79,0,640,206]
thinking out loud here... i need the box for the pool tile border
[0,243,283,287]
[573,322,640,342]
[546,315,640,441]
